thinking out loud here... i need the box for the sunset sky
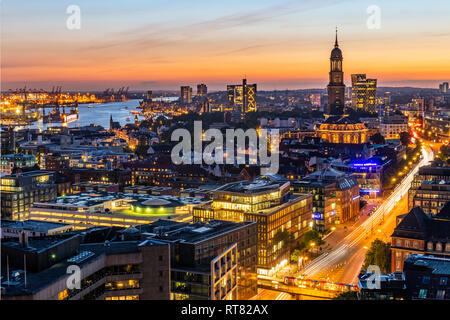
[2,0,450,91]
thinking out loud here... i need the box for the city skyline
[2,0,450,91]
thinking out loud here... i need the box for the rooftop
[1,219,70,233]
[405,254,450,275]
[215,176,289,195]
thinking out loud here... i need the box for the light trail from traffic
[300,145,434,279]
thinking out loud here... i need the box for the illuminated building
[193,176,313,275]
[331,157,391,199]
[315,115,369,144]
[180,86,192,104]
[1,153,36,175]
[0,219,73,238]
[292,167,360,232]
[327,29,346,115]
[227,78,257,113]
[29,192,208,229]
[1,171,57,221]
[391,202,450,272]
[424,111,450,142]
[146,90,153,101]
[197,83,207,97]
[379,114,409,140]
[309,93,321,106]
[408,162,450,213]
[144,219,257,300]
[1,233,170,300]
[439,82,449,94]
[351,74,377,112]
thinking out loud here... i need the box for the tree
[333,291,358,300]
[369,133,385,144]
[399,131,410,146]
[363,239,391,274]
[300,230,324,247]
[273,230,291,249]
[290,249,302,263]
[134,143,149,158]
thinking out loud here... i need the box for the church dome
[331,47,342,59]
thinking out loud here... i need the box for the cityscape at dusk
[1,0,450,311]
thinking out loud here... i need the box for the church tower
[327,28,346,115]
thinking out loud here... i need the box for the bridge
[257,275,357,300]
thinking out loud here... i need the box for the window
[418,289,427,299]
[422,276,430,285]
[436,290,446,300]
[440,277,448,286]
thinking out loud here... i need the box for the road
[298,145,434,285]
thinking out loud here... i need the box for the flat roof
[1,219,70,232]
[215,177,289,195]
[33,191,208,208]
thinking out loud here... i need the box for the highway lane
[299,146,434,282]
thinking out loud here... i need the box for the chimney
[19,231,29,248]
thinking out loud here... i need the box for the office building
[193,176,313,275]
[0,219,73,238]
[379,114,409,140]
[439,82,449,94]
[1,233,170,300]
[142,219,258,300]
[351,74,377,113]
[409,162,450,212]
[292,167,360,232]
[180,86,192,104]
[197,84,207,97]
[29,192,208,229]
[227,78,257,113]
[1,171,57,221]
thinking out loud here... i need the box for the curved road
[300,146,434,283]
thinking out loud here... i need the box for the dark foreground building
[1,233,170,300]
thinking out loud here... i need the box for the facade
[403,254,450,300]
[197,84,207,97]
[411,180,450,215]
[358,270,406,300]
[1,234,170,300]
[1,171,57,221]
[1,153,36,175]
[390,203,450,272]
[143,220,257,300]
[180,86,192,104]
[292,167,360,232]
[424,111,450,142]
[192,177,313,275]
[331,156,391,197]
[351,74,377,113]
[315,115,369,144]
[227,78,257,113]
[327,30,345,115]
[379,114,409,140]
[0,219,72,238]
[408,163,450,212]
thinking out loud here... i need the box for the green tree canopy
[363,239,391,274]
